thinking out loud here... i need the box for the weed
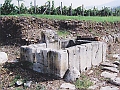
[75,74,93,89]
[15,88,24,90]
[57,30,70,37]
[35,84,46,90]
[89,29,93,32]
[9,75,21,87]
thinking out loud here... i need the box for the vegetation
[0,0,120,17]
[75,74,93,89]
[1,14,120,22]
[57,30,70,37]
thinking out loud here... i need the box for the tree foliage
[1,0,17,15]
[1,0,120,16]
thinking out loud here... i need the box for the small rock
[60,83,76,90]
[116,34,120,42]
[102,67,119,73]
[64,67,80,82]
[113,54,120,60]
[24,81,32,87]
[113,60,120,66]
[0,52,8,64]
[100,86,119,90]
[109,77,120,86]
[101,71,117,78]
[16,80,23,86]
[88,70,93,75]
[100,62,118,68]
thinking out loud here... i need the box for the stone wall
[20,30,107,78]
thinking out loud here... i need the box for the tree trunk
[18,0,20,14]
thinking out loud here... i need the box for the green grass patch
[75,74,93,89]
[57,30,70,37]
[1,14,120,22]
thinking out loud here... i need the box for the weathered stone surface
[88,70,93,75]
[91,42,102,66]
[0,52,8,64]
[60,39,75,49]
[41,30,58,43]
[100,62,118,68]
[101,71,117,78]
[47,49,68,78]
[113,54,120,60]
[20,43,46,62]
[113,60,120,66]
[115,33,120,43]
[109,77,120,86]
[102,67,119,73]
[66,46,79,70]
[77,45,87,72]
[100,86,119,90]
[60,83,76,90]
[16,80,23,86]
[46,42,59,49]
[20,31,107,79]
[64,67,80,82]
[84,43,92,70]
[41,48,51,73]
[108,35,114,43]
[24,81,32,87]
[102,42,107,62]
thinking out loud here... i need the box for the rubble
[0,52,8,64]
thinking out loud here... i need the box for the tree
[34,0,36,14]
[1,0,17,15]
[17,0,24,14]
[75,6,82,16]
[28,2,34,14]
[62,6,68,15]
[19,3,28,14]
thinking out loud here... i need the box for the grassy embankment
[1,14,120,22]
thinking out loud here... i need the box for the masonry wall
[20,39,107,78]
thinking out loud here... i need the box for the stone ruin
[20,30,107,78]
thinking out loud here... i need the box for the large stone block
[20,43,46,63]
[41,30,58,43]
[66,46,79,70]
[47,49,68,78]
[91,41,103,66]
[84,43,92,70]
[34,48,51,74]
[46,42,59,50]
[77,45,87,72]
[102,42,107,62]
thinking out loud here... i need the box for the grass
[57,30,70,37]
[1,14,120,22]
[75,74,93,89]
